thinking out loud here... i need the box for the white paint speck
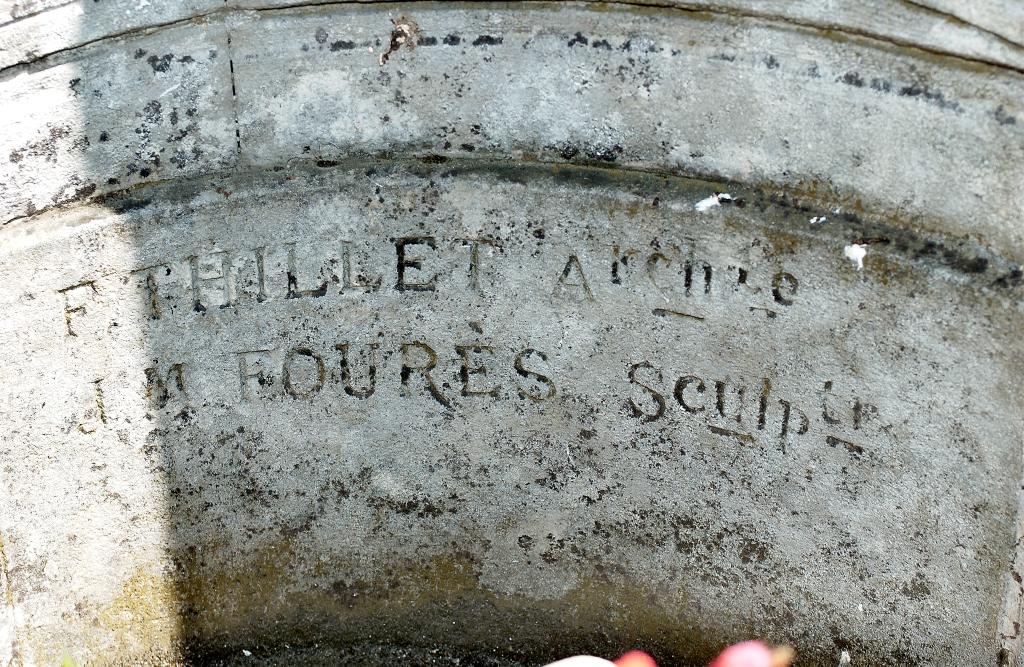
[839,649,851,665]
[242,649,252,657]
[695,192,733,212]
[844,243,867,270]
[810,216,827,224]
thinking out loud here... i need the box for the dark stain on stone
[146,53,174,73]
[167,122,197,143]
[763,55,779,69]
[471,35,502,46]
[568,32,588,47]
[169,146,202,169]
[592,39,613,50]
[443,34,461,45]
[420,154,448,164]
[316,160,342,167]
[897,83,961,111]
[992,266,1023,289]
[134,48,147,59]
[585,144,623,162]
[993,105,1017,125]
[68,77,82,95]
[314,27,328,44]
[870,77,892,93]
[142,100,162,123]
[946,252,988,274]
[73,182,96,200]
[330,40,356,51]
[900,573,931,600]
[9,124,71,163]
[99,131,109,142]
[418,36,438,46]
[556,143,579,160]
[839,72,864,87]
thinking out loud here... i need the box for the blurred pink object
[708,641,794,667]
[614,650,657,667]
[543,641,793,667]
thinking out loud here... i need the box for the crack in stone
[226,32,242,156]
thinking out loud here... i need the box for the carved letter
[554,254,594,301]
[456,344,499,397]
[611,245,638,285]
[78,379,107,433]
[514,349,556,401]
[821,380,842,425]
[400,342,449,406]
[237,349,276,400]
[341,241,381,292]
[283,347,326,399]
[757,378,772,430]
[129,265,167,319]
[772,271,798,306]
[286,243,329,299]
[779,399,810,440]
[853,399,878,430]
[254,246,270,302]
[673,375,706,413]
[58,281,97,336]
[459,238,496,293]
[395,237,438,292]
[144,363,187,408]
[189,251,233,312]
[715,380,745,423]
[646,252,671,291]
[336,342,378,398]
[627,362,665,422]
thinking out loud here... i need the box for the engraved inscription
[59,235,803,327]
[626,362,885,457]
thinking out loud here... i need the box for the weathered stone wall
[1,2,1022,665]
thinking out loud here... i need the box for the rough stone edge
[2,0,1024,74]
[0,530,16,667]
[1000,462,1024,666]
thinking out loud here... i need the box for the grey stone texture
[0,2,1022,666]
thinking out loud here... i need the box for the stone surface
[1,2,1023,667]
[4,0,1024,72]
[2,4,1022,256]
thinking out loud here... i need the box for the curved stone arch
[1,3,1023,666]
